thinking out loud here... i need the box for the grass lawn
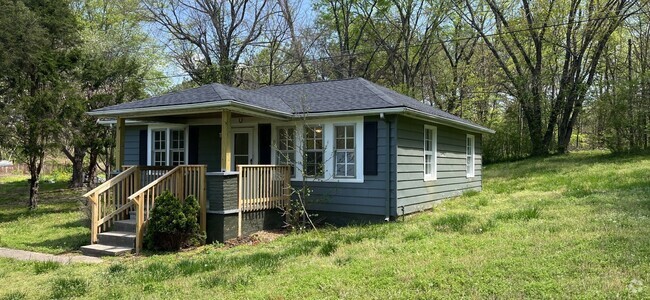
[0,174,90,254]
[0,151,648,299]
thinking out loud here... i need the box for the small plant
[318,240,338,256]
[50,278,88,299]
[33,261,60,274]
[432,213,474,232]
[141,262,176,282]
[144,191,206,251]
[107,263,127,275]
[1,291,26,300]
[495,207,541,221]
[200,275,227,288]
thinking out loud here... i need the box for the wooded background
[0,0,648,207]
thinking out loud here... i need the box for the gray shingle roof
[91,78,492,132]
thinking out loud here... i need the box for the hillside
[0,151,648,299]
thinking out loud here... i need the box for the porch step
[112,219,137,232]
[97,231,136,248]
[80,244,133,257]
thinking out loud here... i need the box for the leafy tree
[0,0,80,209]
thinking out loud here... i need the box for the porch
[81,164,291,255]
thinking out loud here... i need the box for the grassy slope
[0,151,648,299]
[0,175,90,254]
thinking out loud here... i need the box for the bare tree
[143,0,272,85]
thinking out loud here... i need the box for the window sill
[291,177,364,184]
[424,176,437,182]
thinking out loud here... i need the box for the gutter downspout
[382,113,391,221]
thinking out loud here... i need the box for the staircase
[81,211,137,257]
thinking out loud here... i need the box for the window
[150,128,186,166]
[170,129,185,166]
[152,129,167,166]
[304,125,324,177]
[466,134,475,178]
[334,125,355,177]
[277,127,296,176]
[424,125,437,181]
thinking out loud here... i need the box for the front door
[232,128,253,170]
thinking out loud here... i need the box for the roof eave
[403,108,495,134]
[87,100,292,120]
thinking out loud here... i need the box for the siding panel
[395,116,483,214]
[123,126,146,166]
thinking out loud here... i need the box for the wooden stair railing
[84,166,140,244]
[127,165,207,253]
[237,165,291,236]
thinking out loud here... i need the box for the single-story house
[80,78,494,256]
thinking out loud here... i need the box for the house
[80,78,494,256]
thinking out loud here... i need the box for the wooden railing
[128,165,207,253]
[237,165,291,236]
[84,166,140,243]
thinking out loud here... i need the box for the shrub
[144,191,206,251]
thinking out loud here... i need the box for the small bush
[144,191,206,251]
[33,261,60,274]
[432,213,473,232]
[50,278,88,299]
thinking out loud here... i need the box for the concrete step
[129,210,136,219]
[80,244,133,257]
[112,219,137,232]
[97,231,136,248]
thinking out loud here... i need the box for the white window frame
[466,134,475,178]
[276,126,296,178]
[333,124,356,178]
[423,125,437,181]
[271,116,364,183]
[303,124,325,178]
[147,125,189,166]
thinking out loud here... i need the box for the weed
[432,213,474,232]
[495,207,541,221]
[177,259,216,276]
[33,261,60,274]
[0,291,26,300]
[50,278,88,299]
[200,275,227,288]
[107,263,127,275]
[319,240,338,256]
[403,230,427,241]
[140,262,176,282]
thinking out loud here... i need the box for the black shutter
[138,130,147,166]
[363,121,378,175]
[258,124,272,164]
[188,126,199,164]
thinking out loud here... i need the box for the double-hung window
[334,125,355,177]
[152,129,167,166]
[150,128,186,166]
[424,125,437,181]
[277,127,296,177]
[466,134,475,178]
[304,125,324,177]
[170,129,186,166]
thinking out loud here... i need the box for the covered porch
[83,109,292,254]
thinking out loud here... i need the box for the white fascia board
[403,108,496,134]
[87,100,292,119]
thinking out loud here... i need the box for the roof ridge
[257,77,359,88]
[357,78,401,107]
[210,83,234,101]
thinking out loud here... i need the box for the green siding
[395,116,483,214]
[195,125,221,172]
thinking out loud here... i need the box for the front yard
[0,151,648,299]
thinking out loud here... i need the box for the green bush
[144,191,205,251]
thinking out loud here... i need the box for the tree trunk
[87,148,99,187]
[28,155,44,210]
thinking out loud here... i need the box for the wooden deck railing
[84,166,140,243]
[237,165,291,236]
[127,165,207,253]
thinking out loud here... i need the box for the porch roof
[89,78,494,134]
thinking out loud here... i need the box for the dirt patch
[223,230,286,247]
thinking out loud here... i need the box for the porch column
[115,117,125,171]
[221,110,232,171]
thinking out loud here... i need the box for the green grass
[0,151,648,298]
[0,175,89,254]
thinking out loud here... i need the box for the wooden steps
[81,212,137,257]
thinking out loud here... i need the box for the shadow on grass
[0,206,80,223]
[25,233,90,254]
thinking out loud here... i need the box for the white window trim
[276,126,297,178]
[424,125,437,181]
[147,124,189,166]
[333,123,357,178]
[466,134,475,178]
[271,116,364,183]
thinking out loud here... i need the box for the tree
[0,0,79,208]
